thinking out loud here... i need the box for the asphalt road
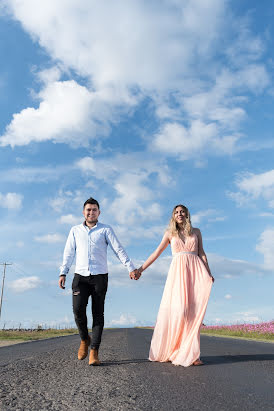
[0,329,273,410]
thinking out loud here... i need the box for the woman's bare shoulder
[192,227,201,235]
[164,229,172,242]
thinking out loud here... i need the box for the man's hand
[129,269,138,280]
[59,275,66,289]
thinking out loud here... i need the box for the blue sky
[0,0,273,329]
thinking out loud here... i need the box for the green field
[201,321,274,342]
[0,323,273,343]
[0,329,78,341]
[200,328,274,342]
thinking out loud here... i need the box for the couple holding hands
[58,197,214,367]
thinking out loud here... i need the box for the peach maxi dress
[149,233,212,367]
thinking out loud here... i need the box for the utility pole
[0,263,12,322]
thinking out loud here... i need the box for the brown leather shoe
[89,348,101,366]
[78,336,91,360]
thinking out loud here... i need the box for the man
[58,197,138,366]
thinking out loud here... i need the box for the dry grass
[0,329,78,342]
[1,323,273,343]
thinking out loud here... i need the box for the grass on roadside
[200,328,274,341]
[201,321,274,342]
[1,321,273,342]
[0,329,78,341]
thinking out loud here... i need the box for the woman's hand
[135,267,143,280]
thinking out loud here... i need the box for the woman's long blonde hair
[167,204,193,238]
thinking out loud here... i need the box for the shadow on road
[101,358,149,366]
[97,354,274,367]
[202,354,274,365]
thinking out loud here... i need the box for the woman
[136,204,214,367]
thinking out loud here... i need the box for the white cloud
[256,228,274,270]
[107,314,138,327]
[259,212,274,217]
[77,157,96,173]
[182,73,245,129]
[183,65,269,121]
[8,276,41,293]
[76,153,171,226]
[34,233,65,244]
[49,191,74,212]
[151,62,270,160]
[107,255,171,287]
[114,224,167,246]
[1,0,269,155]
[206,311,262,325]
[191,209,225,225]
[212,318,222,324]
[60,289,72,297]
[224,294,232,300]
[207,253,271,278]
[204,301,274,325]
[76,153,171,187]
[225,20,265,66]
[3,0,226,90]
[112,173,162,225]
[0,192,23,209]
[228,169,274,208]
[151,121,239,160]
[49,189,87,212]
[108,247,272,291]
[0,79,113,147]
[59,214,82,225]
[37,66,61,84]
[230,311,261,323]
[237,170,274,197]
[16,241,24,248]
[0,165,72,183]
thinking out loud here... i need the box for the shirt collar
[83,221,98,231]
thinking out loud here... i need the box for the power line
[0,263,12,321]
[11,262,34,278]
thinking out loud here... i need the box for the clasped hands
[129,267,143,280]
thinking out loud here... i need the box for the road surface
[0,328,273,410]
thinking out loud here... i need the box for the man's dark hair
[83,197,100,209]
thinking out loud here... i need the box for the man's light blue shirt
[60,222,136,276]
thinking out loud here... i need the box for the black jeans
[72,273,108,349]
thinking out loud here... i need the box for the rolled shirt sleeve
[105,227,136,272]
[59,228,76,275]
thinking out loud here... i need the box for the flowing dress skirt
[149,253,212,367]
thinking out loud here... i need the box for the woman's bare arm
[138,232,170,274]
[194,228,214,282]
